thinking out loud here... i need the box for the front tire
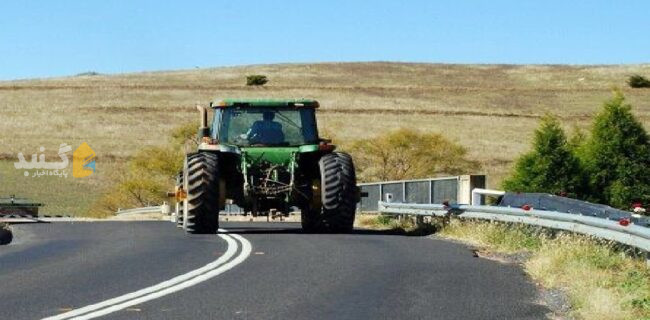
[183,152,220,234]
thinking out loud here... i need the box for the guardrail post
[458,176,471,204]
[173,202,179,221]
[161,202,170,215]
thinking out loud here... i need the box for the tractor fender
[198,143,241,154]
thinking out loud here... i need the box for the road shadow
[219,224,435,237]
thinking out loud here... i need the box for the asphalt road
[0,221,550,320]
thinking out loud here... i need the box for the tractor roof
[212,98,319,108]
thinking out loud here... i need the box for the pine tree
[502,115,586,197]
[581,92,650,208]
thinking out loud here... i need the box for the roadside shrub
[502,115,586,198]
[89,123,196,217]
[76,71,101,76]
[246,74,268,86]
[171,121,201,148]
[627,74,650,88]
[355,214,399,229]
[349,128,479,182]
[580,92,650,208]
[376,215,393,226]
[356,214,438,235]
[90,146,183,216]
[442,220,546,252]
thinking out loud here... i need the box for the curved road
[0,222,549,319]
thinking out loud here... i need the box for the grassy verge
[357,215,650,320]
[355,214,439,236]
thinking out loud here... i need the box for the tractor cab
[209,99,320,147]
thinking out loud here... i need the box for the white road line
[43,229,252,320]
[73,233,253,320]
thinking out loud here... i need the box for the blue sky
[1,1,649,80]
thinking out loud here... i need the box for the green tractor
[174,99,360,234]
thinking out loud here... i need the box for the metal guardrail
[116,205,167,216]
[1,213,78,223]
[378,201,650,265]
[0,215,42,223]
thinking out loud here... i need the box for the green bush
[89,123,196,216]
[246,74,268,86]
[580,92,650,208]
[376,215,394,226]
[502,115,586,197]
[627,74,650,88]
[349,128,479,182]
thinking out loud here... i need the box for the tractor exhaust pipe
[197,104,208,128]
[197,104,210,138]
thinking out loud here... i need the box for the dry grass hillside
[1,62,649,215]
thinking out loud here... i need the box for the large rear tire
[183,152,220,234]
[301,152,357,233]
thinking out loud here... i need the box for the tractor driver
[247,111,285,145]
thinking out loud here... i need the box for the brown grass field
[1,62,649,215]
